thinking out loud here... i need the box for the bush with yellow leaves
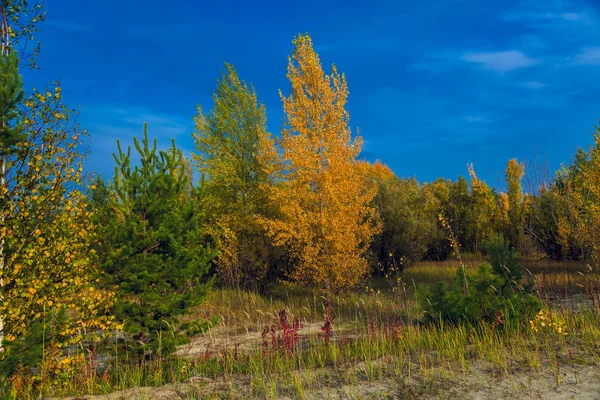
[0,86,120,395]
[529,309,568,336]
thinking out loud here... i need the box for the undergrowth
[3,256,600,399]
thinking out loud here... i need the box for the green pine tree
[98,124,217,353]
[1,10,26,356]
[0,50,24,156]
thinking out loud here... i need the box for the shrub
[484,235,524,293]
[419,238,540,327]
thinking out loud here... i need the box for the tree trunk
[1,5,10,351]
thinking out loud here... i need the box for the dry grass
[34,257,600,399]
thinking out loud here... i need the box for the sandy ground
[53,304,600,399]
[175,321,328,359]
[449,363,600,400]
[51,362,600,399]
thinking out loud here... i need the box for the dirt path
[175,320,347,358]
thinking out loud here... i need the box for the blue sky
[23,0,600,185]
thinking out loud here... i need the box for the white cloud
[462,51,538,73]
[82,105,195,179]
[560,13,587,22]
[462,116,488,123]
[502,9,590,24]
[522,81,545,89]
[573,47,600,65]
[81,104,193,163]
[87,105,190,139]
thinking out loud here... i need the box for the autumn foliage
[4,2,600,395]
[555,127,600,265]
[0,85,118,388]
[261,34,379,292]
[0,2,117,391]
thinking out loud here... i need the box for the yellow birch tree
[262,34,379,292]
[0,2,117,392]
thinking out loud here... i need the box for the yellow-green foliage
[504,159,526,249]
[557,127,600,266]
[0,85,118,392]
[193,63,276,288]
[0,3,116,392]
[468,164,499,249]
